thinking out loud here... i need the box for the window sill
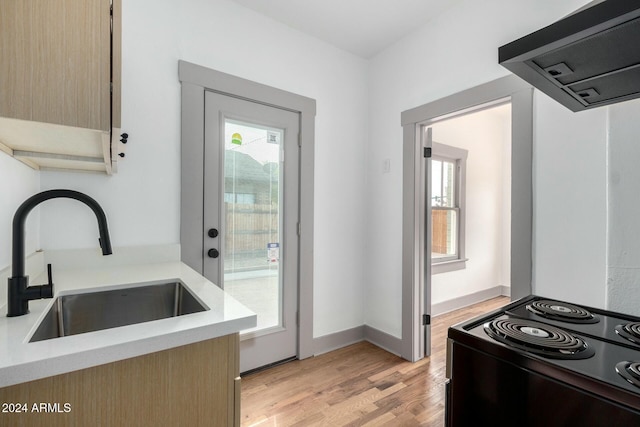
[431,258,468,274]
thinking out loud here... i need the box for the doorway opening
[400,75,533,362]
[428,102,512,316]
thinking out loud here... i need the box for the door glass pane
[223,119,283,335]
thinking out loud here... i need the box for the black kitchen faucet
[7,189,112,317]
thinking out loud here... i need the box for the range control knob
[207,248,219,258]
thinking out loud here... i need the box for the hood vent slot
[499,1,640,111]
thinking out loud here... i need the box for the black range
[445,295,640,426]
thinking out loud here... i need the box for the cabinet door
[0,334,240,427]
[0,0,112,131]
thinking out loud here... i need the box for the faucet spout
[7,189,113,317]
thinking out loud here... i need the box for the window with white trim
[431,142,468,274]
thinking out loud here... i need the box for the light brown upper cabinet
[0,0,123,174]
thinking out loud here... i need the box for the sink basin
[29,281,208,342]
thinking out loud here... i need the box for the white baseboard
[313,326,365,356]
[432,286,509,317]
[363,325,402,356]
[313,324,403,357]
[313,286,510,358]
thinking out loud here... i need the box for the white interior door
[422,126,433,357]
[204,90,299,373]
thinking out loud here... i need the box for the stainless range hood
[499,0,640,112]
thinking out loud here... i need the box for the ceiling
[228,0,464,58]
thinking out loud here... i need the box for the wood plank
[0,0,110,131]
[111,0,122,129]
[240,296,509,426]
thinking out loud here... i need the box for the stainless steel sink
[29,281,208,342]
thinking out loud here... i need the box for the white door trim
[400,75,534,362]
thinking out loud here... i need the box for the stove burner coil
[526,300,599,323]
[616,361,640,388]
[615,322,640,346]
[484,318,595,359]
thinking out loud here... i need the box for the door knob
[208,248,219,258]
[208,228,219,238]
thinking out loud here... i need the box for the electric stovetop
[506,297,640,350]
[448,295,640,411]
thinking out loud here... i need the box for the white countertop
[0,256,256,388]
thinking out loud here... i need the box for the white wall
[366,0,592,337]
[0,156,40,267]
[0,157,40,268]
[38,0,369,338]
[430,105,511,305]
[607,98,640,316]
[15,0,621,344]
[532,92,607,308]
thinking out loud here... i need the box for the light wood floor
[240,296,509,426]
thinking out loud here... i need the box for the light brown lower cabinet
[0,333,240,427]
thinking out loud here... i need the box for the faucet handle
[40,263,54,298]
